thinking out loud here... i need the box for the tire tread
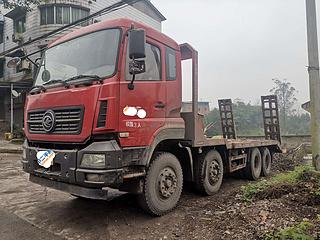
[138,152,183,216]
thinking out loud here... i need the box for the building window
[63,6,71,24]
[40,5,89,26]
[14,16,26,33]
[165,47,176,80]
[40,5,56,25]
[126,43,162,81]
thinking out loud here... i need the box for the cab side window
[126,43,161,81]
[165,47,176,81]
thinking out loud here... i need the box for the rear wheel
[194,150,224,195]
[244,148,262,180]
[261,148,272,177]
[138,152,183,216]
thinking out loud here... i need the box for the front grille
[28,106,84,134]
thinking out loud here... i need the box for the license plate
[36,150,56,169]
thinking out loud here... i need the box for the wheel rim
[207,159,221,185]
[158,167,178,199]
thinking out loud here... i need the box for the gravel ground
[0,152,319,240]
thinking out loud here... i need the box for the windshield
[35,28,121,85]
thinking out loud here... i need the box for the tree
[269,78,298,133]
[1,0,41,11]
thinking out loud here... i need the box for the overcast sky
[152,0,320,109]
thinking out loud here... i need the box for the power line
[0,0,142,57]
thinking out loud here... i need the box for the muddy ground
[0,150,319,240]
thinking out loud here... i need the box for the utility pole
[306,0,320,170]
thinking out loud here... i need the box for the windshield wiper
[43,79,69,87]
[65,74,102,83]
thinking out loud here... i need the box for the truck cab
[21,18,281,216]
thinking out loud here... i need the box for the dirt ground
[0,151,319,240]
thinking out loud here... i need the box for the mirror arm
[128,60,136,90]
[25,56,39,68]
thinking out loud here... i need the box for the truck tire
[137,152,183,216]
[261,148,272,177]
[194,150,223,195]
[244,148,262,180]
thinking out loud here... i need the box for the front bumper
[22,140,124,189]
[30,174,110,200]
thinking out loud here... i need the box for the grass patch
[262,220,320,240]
[241,165,318,202]
[264,220,317,240]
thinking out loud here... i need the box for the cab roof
[50,18,179,51]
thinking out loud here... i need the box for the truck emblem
[42,110,55,133]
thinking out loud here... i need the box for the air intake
[97,101,108,128]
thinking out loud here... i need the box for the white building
[0,0,165,133]
[182,102,211,116]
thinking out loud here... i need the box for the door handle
[154,102,166,109]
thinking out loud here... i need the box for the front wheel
[194,150,224,195]
[138,152,183,216]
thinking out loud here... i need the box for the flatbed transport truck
[17,18,282,216]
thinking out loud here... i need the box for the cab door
[119,37,166,147]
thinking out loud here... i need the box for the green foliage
[285,113,311,135]
[311,188,320,197]
[241,165,314,202]
[264,221,315,240]
[205,99,310,137]
[1,0,42,11]
[241,179,269,202]
[233,100,264,136]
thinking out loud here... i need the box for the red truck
[20,18,281,216]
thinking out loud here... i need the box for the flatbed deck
[198,137,281,152]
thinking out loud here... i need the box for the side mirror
[11,89,21,98]
[128,29,146,59]
[127,29,146,90]
[7,57,21,68]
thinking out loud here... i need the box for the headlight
[80,154,105,168]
